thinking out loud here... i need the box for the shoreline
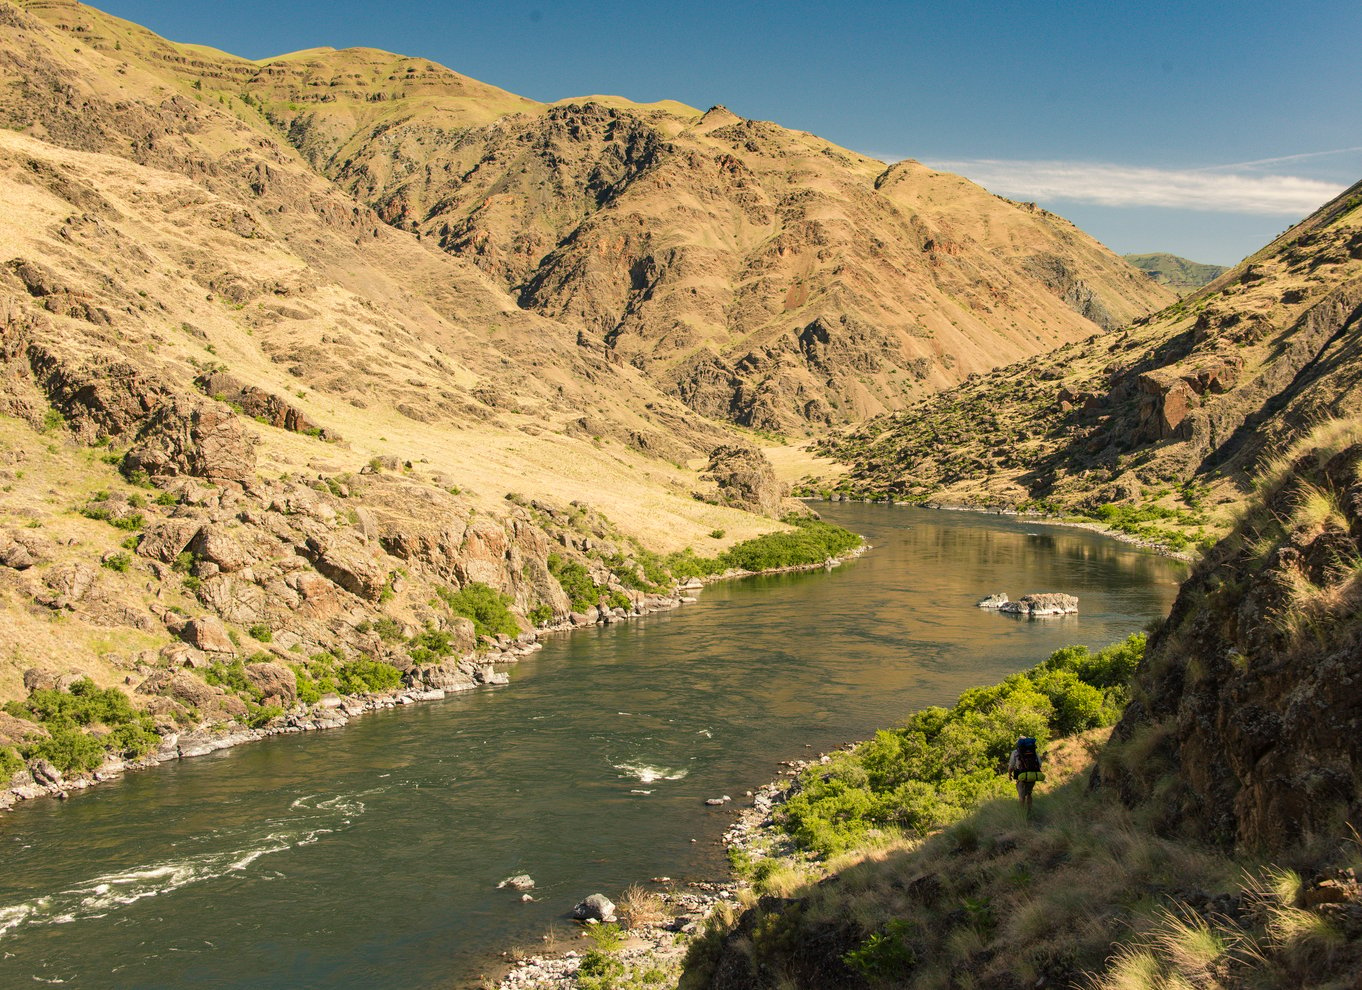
[489,763,819,990]
[813,496,1199,562]
[0,546,869,815]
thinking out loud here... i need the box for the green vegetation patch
[3,677,159,775]
[435,582,520,641]
[718,515,861,571]
[777,634,1144,857]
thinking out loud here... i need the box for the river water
[0,505,1186,989]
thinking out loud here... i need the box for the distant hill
[4,0,1172,436]
[1124,252,1228,293]
[824,180,1362,548]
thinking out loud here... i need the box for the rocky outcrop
[194,371,337,441]
[1098,434,1362,850]
[122,399,257,483]
[998,593,1078,616]
[701,445,785,518]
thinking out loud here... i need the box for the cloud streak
[924,159,1347,215]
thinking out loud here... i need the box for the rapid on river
[0,504,1187,989]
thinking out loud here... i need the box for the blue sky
[94,0,1360,265]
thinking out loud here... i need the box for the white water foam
[0,792,365,942]
[612,763,688,784]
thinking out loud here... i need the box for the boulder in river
[998,593,1078,616]
[977,593,1009,609]
[571,893,616,922]
[499,874,535,891]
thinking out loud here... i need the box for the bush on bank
[777,634,1145,857]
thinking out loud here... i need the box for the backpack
[1016,737,1041,774]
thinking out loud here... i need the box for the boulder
[122,398,256,483]
[499,875,535,891]
[571,893,616,922]
[998,593,1078,616]
[977,593,1009,609]
[136,520,203,563]
[243,661,296,706]
[0,535,35,569]
[182,615,235,653]
[190,525,248,573]
[39,563,99,609]
[0,711,47,745]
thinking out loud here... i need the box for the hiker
[1007,736,1045,816]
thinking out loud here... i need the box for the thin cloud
[923,159,1347,215]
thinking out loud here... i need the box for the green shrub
[408,626,455,664]
[372,616,403,642]
[548,554,597,612]
[776,634,1145,857]
[290,663,322,705]
[4,678,159,774]
[720,517,861,571]
[102,552,131,573]
[248,623,273,643]
[335,656,401,695]
[0,745,23,778]
[435,582,519,641]
[527,603,553,627]
[203,660,262,702]
[844,919,918,984]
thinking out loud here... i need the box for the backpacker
[1015,737,1043,780]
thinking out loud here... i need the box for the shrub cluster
[434,582,520,641]
[717,516,861,572]
[548,554,630,613]
[3,677,159,775]
[777,634,1145,857]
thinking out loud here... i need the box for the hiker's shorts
[1016,779,1035,799]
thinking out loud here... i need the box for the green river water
[0,504,1187,988]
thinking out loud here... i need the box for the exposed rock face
[702,445,785,518]
[194,371,336,441]
[1098,437,1362,850]
[122,400,257,483]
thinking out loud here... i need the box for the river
[0,504,1186,989]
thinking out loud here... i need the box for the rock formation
[1097,427,1362,850]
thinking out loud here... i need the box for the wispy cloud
[921,158,1348,215]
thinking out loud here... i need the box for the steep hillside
[824,179,1362,547]
[0,0,865,798]
[1125,252,1229,293]
[1097,418,1362,849]
[14,0,1173,436]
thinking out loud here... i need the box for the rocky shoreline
[0,549,867,814]
[489,765,820,990]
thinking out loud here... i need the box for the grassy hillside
[1124,252,1228,294]
[11,0,1172,437]
[820,180,1362,552]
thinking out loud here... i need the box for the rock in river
[571,893,616,922]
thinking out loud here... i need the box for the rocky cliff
[1097,420,1362,850]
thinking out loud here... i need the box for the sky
[91,0,1361,266]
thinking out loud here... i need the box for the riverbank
[815,495,1201,562]
[0,547,869,815]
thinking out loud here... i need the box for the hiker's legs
[1016,780,1034,816]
